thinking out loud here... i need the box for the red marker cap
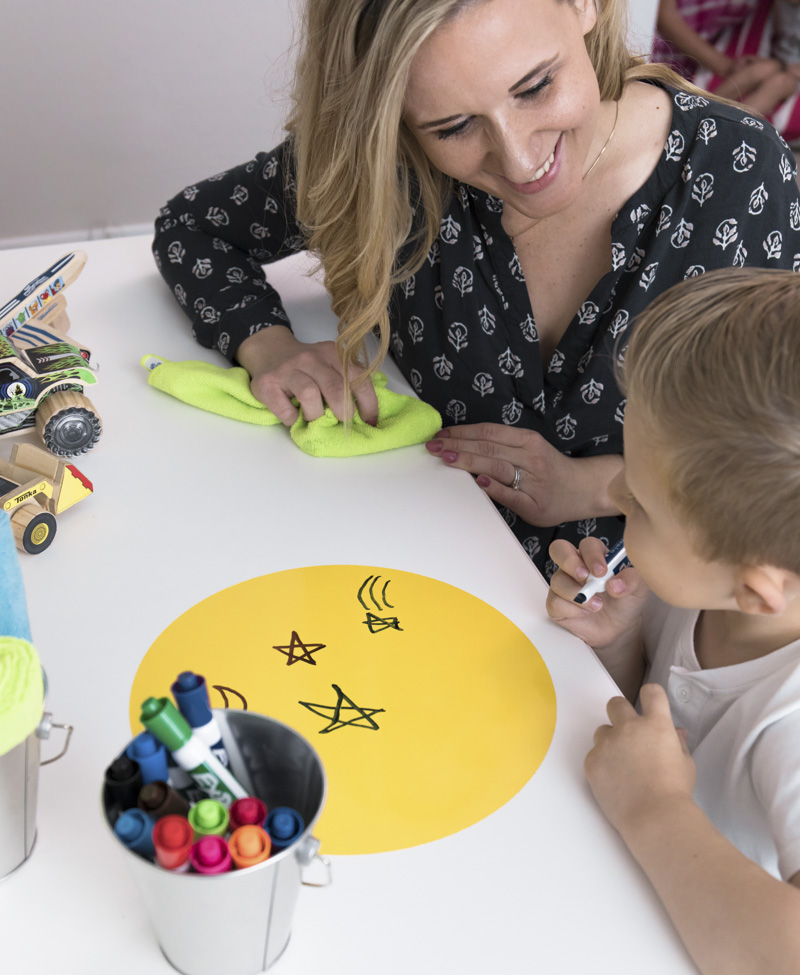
[152,815,194,871]
[228,825,272,869]
[190,835,232,875]
[229,797,267,832]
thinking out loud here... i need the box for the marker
[190,835,232,875]
[153,815,195,872]
[113,809,155,859]
[126,731,169,784]
[229,797,268,832]
[103,755,143,824]
[140,697,247,807]
[171,671,229,767]
[573,540,632,605]
[137,780,191,820]
[166,756,202,803]
[229,825,271,869]
[265,807,304,852]
[188,799,230,838]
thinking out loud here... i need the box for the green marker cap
[189,799,230,836]
[140,697,192,752]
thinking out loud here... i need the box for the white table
[0,237,695,974]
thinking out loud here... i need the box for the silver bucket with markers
[0,671,73,882]
[102,709,330,975]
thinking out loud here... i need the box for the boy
[546,268,800,975]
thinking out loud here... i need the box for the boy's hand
[546,537,649,649]
[585,684,696,837]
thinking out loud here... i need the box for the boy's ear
[733,565,797,616]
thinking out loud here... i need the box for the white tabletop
[0,236,695,974]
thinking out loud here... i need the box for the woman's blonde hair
[287,0,718,389]
[622,268,800,572]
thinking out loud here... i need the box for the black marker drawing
[212,685,249,710]
[357,574,403,633]
[299,684,385,733]
[273,630,327,665]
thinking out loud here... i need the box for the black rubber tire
[19,510,57,554]
[42,406,101,456]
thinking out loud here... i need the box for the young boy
[546,267,800,975]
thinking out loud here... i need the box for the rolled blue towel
[0,511,31,641]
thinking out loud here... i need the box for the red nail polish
[442,450,458,463]
[438,429,451,438]
[477,475,490,488]
[425,440,442,453]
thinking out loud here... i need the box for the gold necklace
[508,99,620,243]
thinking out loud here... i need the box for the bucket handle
[297,835,333,888]
[36,712,74,766]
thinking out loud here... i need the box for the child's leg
[715,57,783,99]
[746,70,799,115]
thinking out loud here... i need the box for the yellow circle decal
[130,566,556,854]
[31,523,49,545]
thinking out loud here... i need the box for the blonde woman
[153,0,800,578]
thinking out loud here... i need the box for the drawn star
[299,684,385,733]
[362,612,403,633]
[273,630,326,666]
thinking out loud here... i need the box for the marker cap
[190,835,231,874]
[140,697,192,752]
[229,825,271,869]
[138,780,191,819]
[153,815,194,870]
[126,732,169,785]
[171,671,213,728]
[265,807,304,849]
[114,809,155,858]
[188,798,230,837]
[229,797,267,832]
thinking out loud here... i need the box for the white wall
[1,0,658,250]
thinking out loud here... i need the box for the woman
[153,0,800,578]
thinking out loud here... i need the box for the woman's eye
[518,73,553,100]
[437,118,472,141]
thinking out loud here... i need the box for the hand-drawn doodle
[357,575,403,633]
[212,685,248,710]
[299,684,385,733]
[273,631,327,665]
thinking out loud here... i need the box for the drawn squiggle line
[357,575,374,610]
[368,575,382,610]
[212,685,248,710]
[381,579,393,608]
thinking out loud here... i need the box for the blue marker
[126,731,169,784]
[113,809,155,859]
[573,540,633,604]
[171,671,229,767]
[265,807,304,852]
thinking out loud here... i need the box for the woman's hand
[547,537,649,701]
[425,423,622,526]
[236,325,379,426]
[585,685,696,837]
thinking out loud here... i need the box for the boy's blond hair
[622,268,800,571]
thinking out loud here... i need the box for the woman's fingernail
[589,596,604,611]
[607,578,625,594]
[425,440,442,453]
[575,565,589,582]
[438,429,451,438]
[477,475,490,488]
[593,563,607,577]
[366,416,378,428]
[442,450,458,463]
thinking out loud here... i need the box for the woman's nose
[489,120,546,183]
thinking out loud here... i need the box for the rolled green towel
[142,355,442,457]
[0,637,43,756]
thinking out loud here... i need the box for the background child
[652,0,800,141]
[546,268,800,973]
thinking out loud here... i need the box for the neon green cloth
[142,355,442,457]
[0,638,43,756]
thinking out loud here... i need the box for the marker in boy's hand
[584,685,696,837]
[547,537,650,700]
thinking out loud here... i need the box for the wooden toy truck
[0,251,102,457]
[0,443,93,554]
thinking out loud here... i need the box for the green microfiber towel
[142,355,442,457]
[141,355,282,427]
[0,637,43,756]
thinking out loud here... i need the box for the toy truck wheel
[10,506,57,554]
[35,390,102,456]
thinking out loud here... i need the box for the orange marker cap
[228,825,272,869]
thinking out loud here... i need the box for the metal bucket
[102,709,330,975]
[0,672,73,882]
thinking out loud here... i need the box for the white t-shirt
[643,596,800,882]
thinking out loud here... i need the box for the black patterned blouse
[153,84,800,578]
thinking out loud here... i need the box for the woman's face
[404,0,600,221]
